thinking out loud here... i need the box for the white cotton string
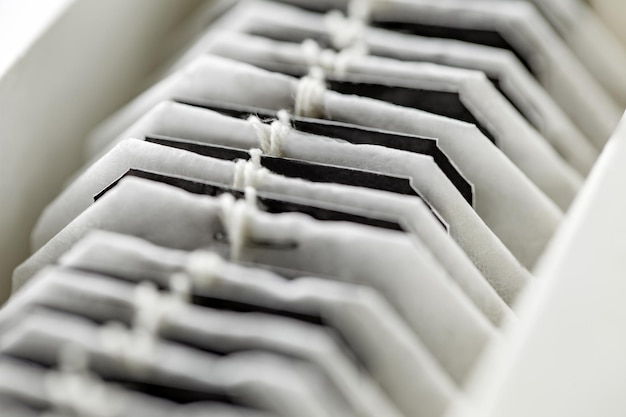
[185,250,226,289]
[301,39,338,74]
[45,372,123,417]
[301,38,323,70]
[325,10,368,53]
[232,149,268,190]
[247,115,271,155]
[295,68,327,119]
[99,322,154,377]
[334,49,358,78]
[268,110,291,156]
[46,345,124,417]
[58,343,89,374]
[276,109,292,129]
[243,159,261,189]
[133,282,165,333]
[348,0,375,23]
[170,272,192,304]
[249,148,263,169]
[132,281,185,335]
[232,159,247,189]
[219,194,250,262]
[244,186,258,209]
[266,121,285,156]
[301,39,355,78]
[247,114,290,156]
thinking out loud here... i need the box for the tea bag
[16,177,499,385]
[0,309,346,417]
[85,55,563,268]
[107,168,409,230]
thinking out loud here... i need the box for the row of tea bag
[4,0,625,416]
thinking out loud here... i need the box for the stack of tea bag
[2,1,625,416]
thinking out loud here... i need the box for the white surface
[479,112,626,417]
[0,0,73,79]
[0,0,203,303]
